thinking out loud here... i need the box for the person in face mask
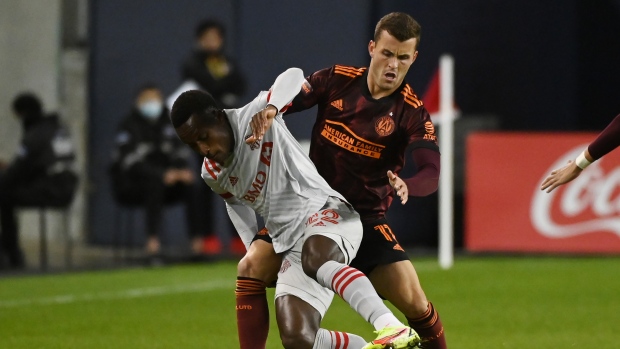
[109,84,201,263]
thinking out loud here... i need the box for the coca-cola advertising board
[465,132,620,253]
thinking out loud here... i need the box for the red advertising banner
[466,132,620,253]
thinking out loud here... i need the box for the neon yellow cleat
[362,326,422,349]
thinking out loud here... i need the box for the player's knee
[237,253,279,284]
[301,235,344,279]
[237,254,261,279]
[279,328,316,349]
[400,297,429,319]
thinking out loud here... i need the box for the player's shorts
[349,217,410,276]
[274,196,363,317]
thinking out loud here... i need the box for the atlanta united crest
[375,115,395,136]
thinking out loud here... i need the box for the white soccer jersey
[201,73,345,253]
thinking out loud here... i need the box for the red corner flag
[421,67,459,122]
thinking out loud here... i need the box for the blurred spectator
[109,84,201,261]
[169,19,247,255]
[181,19,246,108]
[0,92,78,270]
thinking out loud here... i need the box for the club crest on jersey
[375,115,395,136]
[244,135,260,150]
[229,176,238,186]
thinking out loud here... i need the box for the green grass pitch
[1,256,619,348]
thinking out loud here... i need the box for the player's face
[368,30,418,97]
[175,114,234,165]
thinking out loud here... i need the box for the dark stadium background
[88,0,620,249]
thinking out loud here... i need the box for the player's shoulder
[398,83,425,110]
[202,157,224,181]
[331,64,367,79]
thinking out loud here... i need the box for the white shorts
[274,196,363,317]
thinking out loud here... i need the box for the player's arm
[389,107,441,204]
[284,66,333,116]
[223,195,258,250]
[201,164,258,248]
[388,147,440,204]
[588,113,620,161]
[541,113,620,193]
[246,68,305,143]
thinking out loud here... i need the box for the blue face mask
[139,100,163,120]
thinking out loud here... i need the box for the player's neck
[366,76,398,100]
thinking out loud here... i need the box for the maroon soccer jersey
[286,65,439,221]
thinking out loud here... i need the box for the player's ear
[411,50,419,64]
[369,40,376,58]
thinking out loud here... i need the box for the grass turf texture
[0,257,618,349]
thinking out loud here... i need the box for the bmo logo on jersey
[243,142,273,203]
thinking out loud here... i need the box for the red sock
[407,302,447,349]
[236,277,269,349]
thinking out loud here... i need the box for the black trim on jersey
[410,140,440,153]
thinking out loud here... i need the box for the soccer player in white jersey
[170,67,421,349]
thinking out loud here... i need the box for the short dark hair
[170,90,220,128]
[374,12,421,49]
[12,92,42,116]
[195,19,226,39]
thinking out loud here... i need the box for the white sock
[312,328,368,349]
[316,260,397,327]
[372,313,405,331]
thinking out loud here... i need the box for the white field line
[0,279,232,308]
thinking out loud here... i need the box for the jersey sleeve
[285,66,334,115]
[404,106,440,151]
[588,113,620,160]
[200,157,233,198]
[266,68,304,113]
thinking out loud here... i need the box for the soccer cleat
[362,326,422,349]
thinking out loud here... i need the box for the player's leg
[301,198,421,348]
[236,233,281,349]
[276,241,368,349]
[275,295,368,349]
[354,219,446,349]
[369,262,446,349]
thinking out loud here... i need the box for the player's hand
[540,160,582,193]
[388,170,408,204]
[246,105,278,144]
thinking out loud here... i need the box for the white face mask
[139,100,163,120]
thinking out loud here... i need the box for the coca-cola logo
[530,145,620,239]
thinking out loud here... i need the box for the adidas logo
[312,221,327,227]
[229,176,238,186]
[393,244,404,252]
[330,99,343,111]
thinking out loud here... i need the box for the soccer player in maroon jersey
[237,12,448,349]
[541,113,620,192]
